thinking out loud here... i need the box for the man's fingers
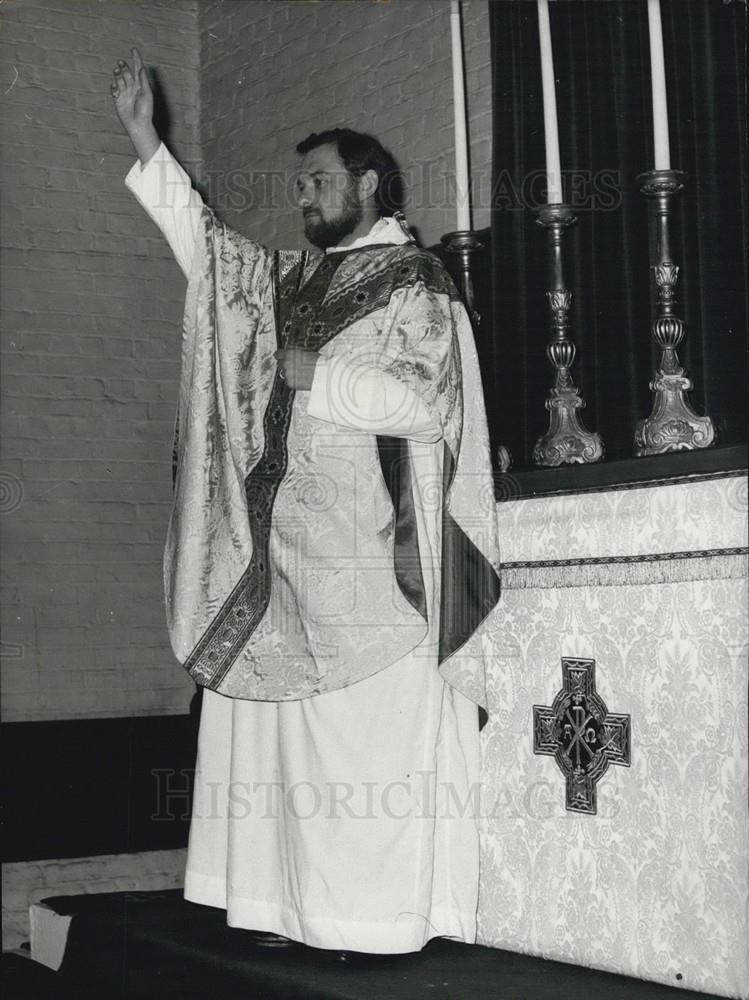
[132,48,152,92]
[113,59,134,84]
[119,60,134,86]
[111,65,127,95]
[112,54,152,102]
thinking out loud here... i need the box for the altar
[477,454,748,999]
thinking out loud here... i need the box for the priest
[112,47,500,956]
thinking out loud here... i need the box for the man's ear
[358,168,379,204]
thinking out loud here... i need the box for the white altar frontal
[478,466,748,999]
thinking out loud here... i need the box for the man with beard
[113,48,500,956]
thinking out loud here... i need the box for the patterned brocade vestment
[170,213,499,703]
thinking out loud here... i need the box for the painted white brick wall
[2,849,187,951]
[1,0,200,721]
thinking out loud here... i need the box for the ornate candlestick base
[634,372,716,454]
[533,389,605,466]
[441,230,483,327]
[634,170,715,456]
[533,204,604,467]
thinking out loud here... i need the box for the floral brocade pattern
[497,477,748,564]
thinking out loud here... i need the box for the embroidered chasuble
[167,207,501,706]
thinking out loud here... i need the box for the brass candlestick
[634,169,715,455]
[441,230,483,327]
[533,203,603,467]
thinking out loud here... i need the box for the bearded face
[296,143,367,250]
[303,174,363,249]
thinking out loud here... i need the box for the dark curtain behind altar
[486,0,747,468]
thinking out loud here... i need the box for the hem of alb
[183,869,477,954]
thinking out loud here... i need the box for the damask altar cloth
[478,475,748,999]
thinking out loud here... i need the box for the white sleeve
[124,143,203,279]
[306,355,443,443]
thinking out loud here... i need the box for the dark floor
[1,891,729,1000]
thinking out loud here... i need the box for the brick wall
[3,849,186,951]
[197,0,492,248]
[1,0,200,721]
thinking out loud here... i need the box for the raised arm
[111,48,202,277]
[111,47,160,166]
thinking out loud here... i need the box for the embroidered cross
[533,658,631,815]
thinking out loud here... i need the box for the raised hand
[111,48,159,163]
[111,48,153,131]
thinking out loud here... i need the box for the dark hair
[295,128,405,217]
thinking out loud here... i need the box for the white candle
[450,0,472,230]
[536,0,563,204]
[647,0,671,170]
